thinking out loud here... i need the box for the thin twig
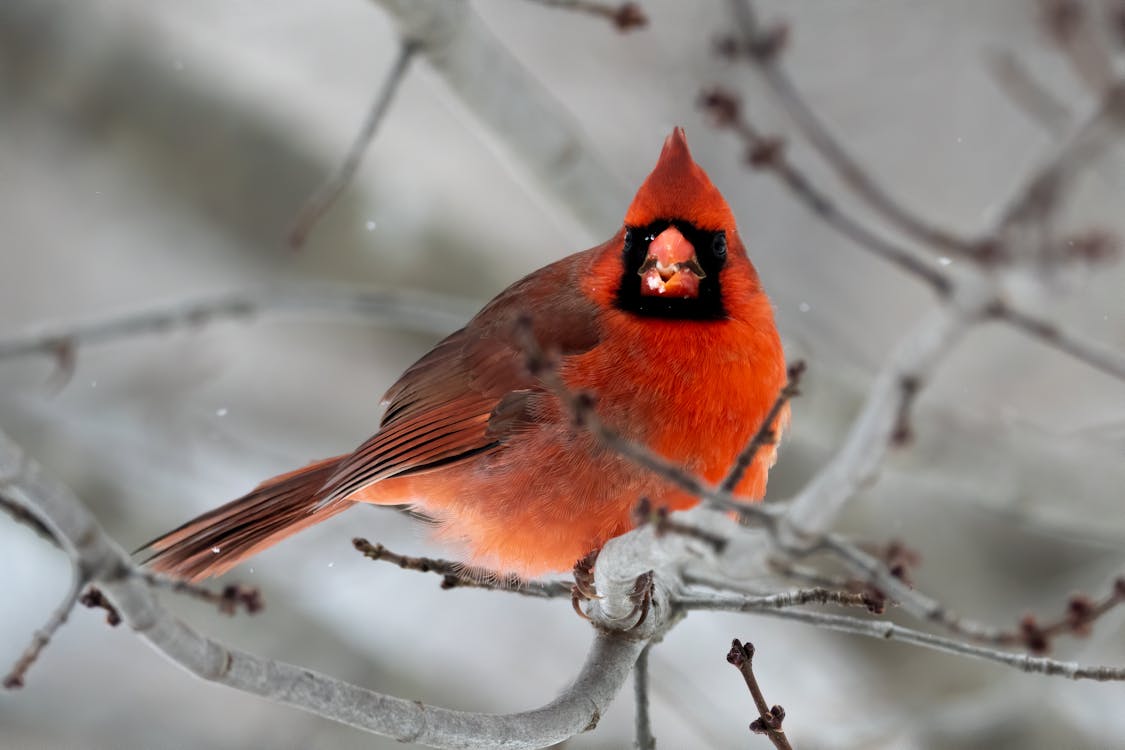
[725,0,979,260]
[690,598,1125,682]
[0,283,475,364]
[779,298,979,542]
[633,498,729,554]
[288,41,418,248]
[765,557,852,591]
[818,533,1009,643]
[1040,0,1117,94]
[958,576,1125,654]
[994,85,1125,237]
[726,640,793,749]
[514,314,780,529]
[1,493,59,546]
[518,0,647,32]
[634,644,656,750]
[698,88,951,293]
[986,49,1073,136]
[992,302,1125,385]
[352,538,571,599]
[370,0,629,232]
[79,587,122,626]
[721,361,804,492]
[1111,0,1125,50]
[137,571,264,616]
[683,586,882,614]
[3,574,84,689]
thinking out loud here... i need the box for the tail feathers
[139,456,350,582]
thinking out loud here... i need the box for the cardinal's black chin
[614,220,728,320]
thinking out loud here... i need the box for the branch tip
[80,587,122,626]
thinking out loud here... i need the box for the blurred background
[2,1,1125,748]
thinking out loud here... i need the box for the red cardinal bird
[142,128,788,581]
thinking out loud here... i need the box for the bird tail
[138,456,350,581]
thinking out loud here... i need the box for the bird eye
[622,230,633,255]
[712,233,727,259]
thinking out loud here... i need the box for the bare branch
[994,85,1125,237]
[634,644,656,750]
[352,538,571,598]
[986,49,1073,136]
[991,302,1125,384]
[682,585,881,614]
[780,295,980,542]
[726,640,793,749]
[691,599,1125,682]
[514,314,781,530]
[817,533,1010,643]
[0,493,58,546]
[3,572,84,689]
[288,41,418,248]
[633,498,729,554]
[724,0,979,260]
[1040,0,1117,94]
[698,88,951,293]
[0,428,656,748]
[517,0,648,32]
[370,0,629,233]
[137,573,264,617]
[79,587,122,627]
[1111,0,1125,50]
[0,283,475,364]
[721,361,804,492]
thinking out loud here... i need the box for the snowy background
[2,1,1125,747]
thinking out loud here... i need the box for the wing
[318,250,604,503]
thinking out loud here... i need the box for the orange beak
[638,226,705,298]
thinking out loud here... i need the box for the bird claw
[570,552,654,629]
[573,550,601,598]
[627,570,655,630]
[571,585,594,620]
[571,550,601,620]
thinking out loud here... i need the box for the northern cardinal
[142,128,787,581]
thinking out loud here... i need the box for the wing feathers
[324,251,604,504]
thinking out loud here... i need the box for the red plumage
[142,128,788,581]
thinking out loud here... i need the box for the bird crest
[624,128,735,231]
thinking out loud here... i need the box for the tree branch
[2,571,84,689]
[0,426,651,748]
[726,639,792,749]
[633,644,656,750]
[0,283,476,364]
[720,361,804,493]
[698,88,951,293]
[725,0,980,260]
[288,41,419,248]
[1041,0,1117,94]
[352,537,571,598]
[682,585,881,614]
[370,0,630,234]
[986,49,1073,137]
[516,0,647,32]
[779,294,980,542]
[686,596,1125,682]
[991,302,1125,384]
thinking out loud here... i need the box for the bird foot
[571,550,601,620]
[627,570,656,629]
[571,551,655,630]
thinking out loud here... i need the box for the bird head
[601,127,757,320]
